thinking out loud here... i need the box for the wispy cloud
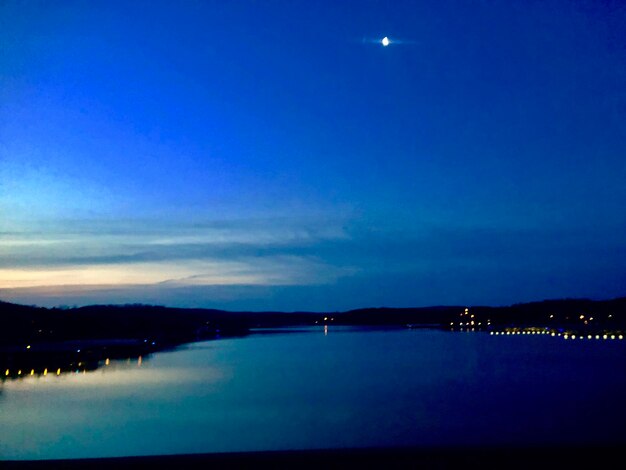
[2,216,625,310]
[0,216,354,290]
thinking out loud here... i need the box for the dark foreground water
[1,326,625,460]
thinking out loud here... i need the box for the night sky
[1,0,625,311]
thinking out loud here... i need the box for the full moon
[381,37,390,46]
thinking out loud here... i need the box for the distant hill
[1,297,625,347]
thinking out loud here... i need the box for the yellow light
[580,315,584,320]
[18,370,22,375]
[611,335,616,340]
[603,335,608,340]
[588,335,592,339]
[470,314,474,318]
[571,335,576,339]
[105,358,110,365]
[26,345,31,349]
[30,369,34,375]
[324,317,328,321]
[56,368,61,375]
[551,333,555,336]
[589,317,593,321]
[471,321,475,326]
[619,335,623,340]
[5,369,8,376]
[564,335,569,339]
[596,335,600,339]
[43,368,48,376]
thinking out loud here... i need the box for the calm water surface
[1,327,625,460]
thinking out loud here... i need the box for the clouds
[1,214,625,310]
[0,216,354,291]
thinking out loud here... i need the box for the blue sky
[1,0,625,310]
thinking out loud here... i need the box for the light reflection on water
[1,326,625,460]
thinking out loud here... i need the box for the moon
[381,37,390,46]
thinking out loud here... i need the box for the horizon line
[2,295,625,314]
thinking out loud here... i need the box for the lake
[1,326,625,460]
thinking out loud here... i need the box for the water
[1,326,625,460]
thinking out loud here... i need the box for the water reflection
[0,327,625,460]
[0,340,168,382]
[3,323,623,385]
